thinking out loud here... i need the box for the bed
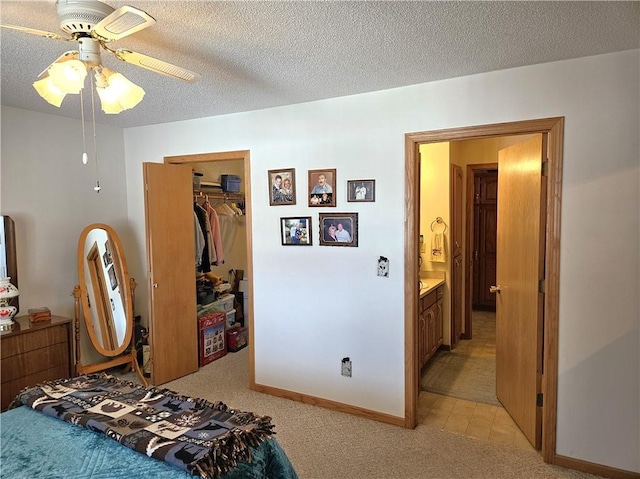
[0,375,298,479]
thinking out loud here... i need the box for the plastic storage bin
[225,308,236,328]
[217,293,235,312]
[221,174,241,192]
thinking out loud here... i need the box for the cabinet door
[143,163,198,385]
[418,311,426,368]
[426,308,437,356]
[435,299,443,348]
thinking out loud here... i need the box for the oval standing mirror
[73,223,146,385]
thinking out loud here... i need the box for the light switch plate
[377,256,389,277]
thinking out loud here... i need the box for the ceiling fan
[1,0,200,113]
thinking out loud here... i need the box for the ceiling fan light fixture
[33,77,67,107]
[95,68,144,114]
[47,59,87,94]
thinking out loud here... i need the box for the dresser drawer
[1,342,70,383]
[1,325,68,359]
[0,316,73,412]
[1,364,70,410]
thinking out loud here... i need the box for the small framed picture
[107,265,118,290]
[281,217,312,246]
[347,179,375,202]
[319,212,358,247]
[268,168,296,206]
[308,169,336,207]
[102,251,112,267]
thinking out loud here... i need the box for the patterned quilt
[9,374,275,479]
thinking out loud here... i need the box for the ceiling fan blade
[114,49,200,83]
[0,24,72,42]
[92,6,156,42]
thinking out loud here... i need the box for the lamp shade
[0,277,19,328]
[33,77,67,107]
[0,277,19,300]
[96,69,145,114]
[47,59,87,94]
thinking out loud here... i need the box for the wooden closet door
[143,162,198,385]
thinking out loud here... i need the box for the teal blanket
[1,406,297,479]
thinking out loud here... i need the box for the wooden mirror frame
[2,216,19,312]
[73,223,146,385]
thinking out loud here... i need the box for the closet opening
[164,150,255,386]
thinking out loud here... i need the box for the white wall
[123,50,639,472]
[0,107,129,362]
[1,49,638,473]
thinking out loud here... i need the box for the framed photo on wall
[107,265,118,290]
[281,217,312,246]
[308,168,336,207]
[268,168,296,206]
[319,212,358,247]
[347,179,375,202]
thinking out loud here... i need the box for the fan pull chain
[89,75,101,193]
[79,88,88,165]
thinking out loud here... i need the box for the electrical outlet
[341,357,352,377]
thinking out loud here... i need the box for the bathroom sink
[419,278,445,297]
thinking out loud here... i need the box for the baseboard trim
[554,454,639,479]
[251,382,406,427]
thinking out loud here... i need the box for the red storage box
[227,326,248,352]
[198,311,227,366]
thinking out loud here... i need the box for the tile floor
[417,391,534,451]
[418,310,535,451]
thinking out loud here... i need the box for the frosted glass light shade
[47,60,87,94]
[96,71,145,114]
[33,77,67,107]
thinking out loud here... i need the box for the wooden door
[473,171,498,310]
[450,164,463,258]
[450,163,464,348]
[495,135,545,448]
[143,162,199,385]
[451,255,463,348]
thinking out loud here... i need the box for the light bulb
[82,152,88,165]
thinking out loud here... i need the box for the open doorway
[419,136,533,410]
[404,117,564,464]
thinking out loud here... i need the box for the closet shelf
[194,189,244,202]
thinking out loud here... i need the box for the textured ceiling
[1,1,638,129]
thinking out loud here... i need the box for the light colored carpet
[127,348,603,479]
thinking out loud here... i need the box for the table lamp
[0,277,20,331]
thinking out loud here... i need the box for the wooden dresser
[1,315,73,411]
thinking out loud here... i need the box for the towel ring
[430,217,447,233]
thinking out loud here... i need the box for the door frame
[404,117,563,464]
[463,162,498,340]
[163,150,255,388]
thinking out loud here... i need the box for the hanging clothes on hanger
[194,211,205,268]
[204,199,225,266]
[201,196,217,265]
[194,202,212,273]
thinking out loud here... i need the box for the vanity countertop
[419,278,445,298]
